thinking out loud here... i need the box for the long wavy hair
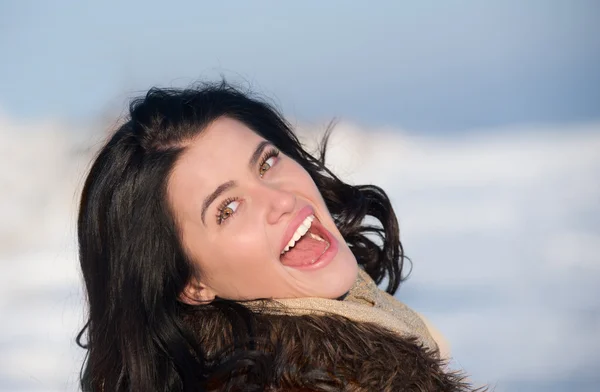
[76,81,415,391]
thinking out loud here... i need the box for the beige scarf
[252,268,439,353]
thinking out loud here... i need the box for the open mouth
[280,214,332,267]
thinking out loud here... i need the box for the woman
[77,81,482,391]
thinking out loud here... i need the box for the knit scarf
[249,268,439,353]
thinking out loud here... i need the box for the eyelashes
[216,147,281,225]
[258,148,280,177]
[216,196,240,225]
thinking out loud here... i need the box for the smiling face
[167,117,358,302]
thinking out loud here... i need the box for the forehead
[196,117,262,149]
[168,117,264,212]
[180,116,264,167]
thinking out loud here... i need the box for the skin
[168,117,359,302]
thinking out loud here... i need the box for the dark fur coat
[183,303,484,391]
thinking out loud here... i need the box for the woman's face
[168,117,358,301]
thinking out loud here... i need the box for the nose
[262,184,296,225]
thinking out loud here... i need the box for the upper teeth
[281,215,315,254]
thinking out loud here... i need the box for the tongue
[281,233,329,267]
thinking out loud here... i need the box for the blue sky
[1,0,599,132]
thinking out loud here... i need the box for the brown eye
[221,207,233,220]
[217,199,240,225]
[259,162,271,177]
[259,153,278,177]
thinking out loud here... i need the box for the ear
[179,276,216,304]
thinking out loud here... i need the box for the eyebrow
[200,141,272,225]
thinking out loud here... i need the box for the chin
[283,242,358,299]
[325,256,359,298]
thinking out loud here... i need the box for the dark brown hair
[77,81,479,391]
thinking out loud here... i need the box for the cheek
[287,163,343,236]
[286,162,322,196]
[227,229,268,260]
[200,224,272,275]
[301,177,328,212]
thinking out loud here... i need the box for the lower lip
[283,223,339,271]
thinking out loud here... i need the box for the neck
[336,291,349,301]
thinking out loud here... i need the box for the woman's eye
[218,199,240,224]
[259,156,277,177]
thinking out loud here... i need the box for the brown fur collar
[183,305,484,391]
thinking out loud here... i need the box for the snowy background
[1,1,599,391]
[2,117,599,391]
